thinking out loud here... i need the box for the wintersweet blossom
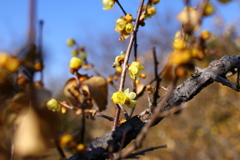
[111,91,127,105]
[147,6,157,16]
[128,61,145,79]
[46,98,61,112]
[115,17,127,32]
[102,0,114,10]
[125,23,134,33]
[124,88,137,108]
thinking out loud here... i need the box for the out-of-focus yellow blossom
[203,2,214,16]
[111,91,127,105]
[147,6,156,16]
[173,38,187,50]
[115,17,127,32]
[124,88,137,108]
[46,98,61,112]
[0,53,20,73]
[125,23,134,33]
[102,0,114,10]
[128,61,145,79]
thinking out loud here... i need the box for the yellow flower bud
[115,66,122,75]
[69,57,82,70]
[140,73,147,79]
[102,0,114,10]
[176,66,186,77]
[66,38,76,47]
[76,143,86,153]
[124,14,133,23]
[59,134,74,148]
[34,62,44,71]
[151,0,160,5]
[200,30,211,40]
[125,23,134,33]
[147,6,156,16]
[203,3,214,16]
[71,49,78,57]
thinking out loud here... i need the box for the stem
[115,0,127,16]
[152,46,161,107]
[38,20,44,82]
[128,28,139,117]
[112,0,145,130]
[28,0,36,44]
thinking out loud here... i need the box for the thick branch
[68,55,240,160]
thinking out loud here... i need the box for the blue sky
[0,0,239,94]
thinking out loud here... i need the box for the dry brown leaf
[63,78,93,109]
[136,82,145,95]
[83,76,108,111]
[14,106,55,157]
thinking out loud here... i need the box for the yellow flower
[102,0,114,10]
[111,91,127,104]
[147,6,156,16]
[69,57,82,70]
[128,61,145,79]
[124,88,137,108]
[125,23,134,33]
[46,98,61,112]
[115,17,127,32]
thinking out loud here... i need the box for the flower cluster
[102,0,115,10]
[165,29,211,79]
[128,61,145,79]
[115,14,134,41]
[66,38,88,73]
[111,88,137,108]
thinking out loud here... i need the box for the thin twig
[95,112,114,121]
[115,0,127,16]
[126,145,167,158]
[152,46,161,107]
[237,68,240,87]
[56,140,67,159]
[28,0,36,44]
[112,0,145,131]
[38,20,44,82]
[128,21,139,118]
